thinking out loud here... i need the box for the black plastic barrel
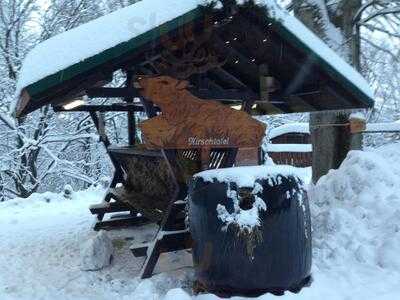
[188,170,312,296]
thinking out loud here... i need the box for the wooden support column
[89,111,124,183]
[128,112,136,146]
[88,111,127,222]
[90,111,110,148]
[125,71,136,146]
[258,64,282,114]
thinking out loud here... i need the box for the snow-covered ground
[1,144,400,299]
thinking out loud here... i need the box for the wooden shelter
[15,0,374,117]
[14,0,374,279]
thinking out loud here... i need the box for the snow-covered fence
[266,120,400,169]
[267,123,312,168]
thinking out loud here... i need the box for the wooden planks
[93,214,150,231]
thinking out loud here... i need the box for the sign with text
[138,76,266,149]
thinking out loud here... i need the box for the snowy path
[0,190,192,300]
[1,149,399,300]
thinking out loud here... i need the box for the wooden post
[125,70,136,146]
[90,111,110,147]
[128,111,136,146]
[258,64,282,114]
[349,114,366,134]
[88,111,126,222]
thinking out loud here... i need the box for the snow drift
[1,144,400,299]
[307,144,400,297]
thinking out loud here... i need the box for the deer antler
[155,24,226,79]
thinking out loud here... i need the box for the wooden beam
[322,86,356,110]
[88,111,112,151]
[189,88,259,102]
[90,201,131,215]
[258,64,283,114]
[285,95,317,113]
[210,67,248,89]
[125,70,137,146]
[131,230,192,258]
[86,87,140,98]
[24,72,113,116]
[94,214,150,231]
[53,103,148,112]
[86,86,260,103]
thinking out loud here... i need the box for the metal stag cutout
[138,76,266,149]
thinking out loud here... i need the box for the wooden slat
[86,87,140,98]
[93,214,150,231]
[53,103,147,112]
[108,146,163,158]
[131,230,192,258]
[188,88,258,102]
[89,201,131,215]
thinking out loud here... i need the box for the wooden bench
[90,145,176,229]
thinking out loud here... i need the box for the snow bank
[269,123,309,140]
[80,230,114,271]
[0,187,193,300]
[164,288,192,300]
[310,143,400,276]
[3,144,400,299]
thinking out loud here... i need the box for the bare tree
[0,0,111,199]
[290,0,400,183]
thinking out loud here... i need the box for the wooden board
[138,76,266,149]
[235,147,261,166]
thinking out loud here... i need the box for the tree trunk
[294,0,363,183]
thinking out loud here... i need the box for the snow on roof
[350,111,366,121]
[269,123,309,139]
[15,0,374,103]
[15,0,205,96]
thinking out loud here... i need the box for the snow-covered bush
[63,184,74,199]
